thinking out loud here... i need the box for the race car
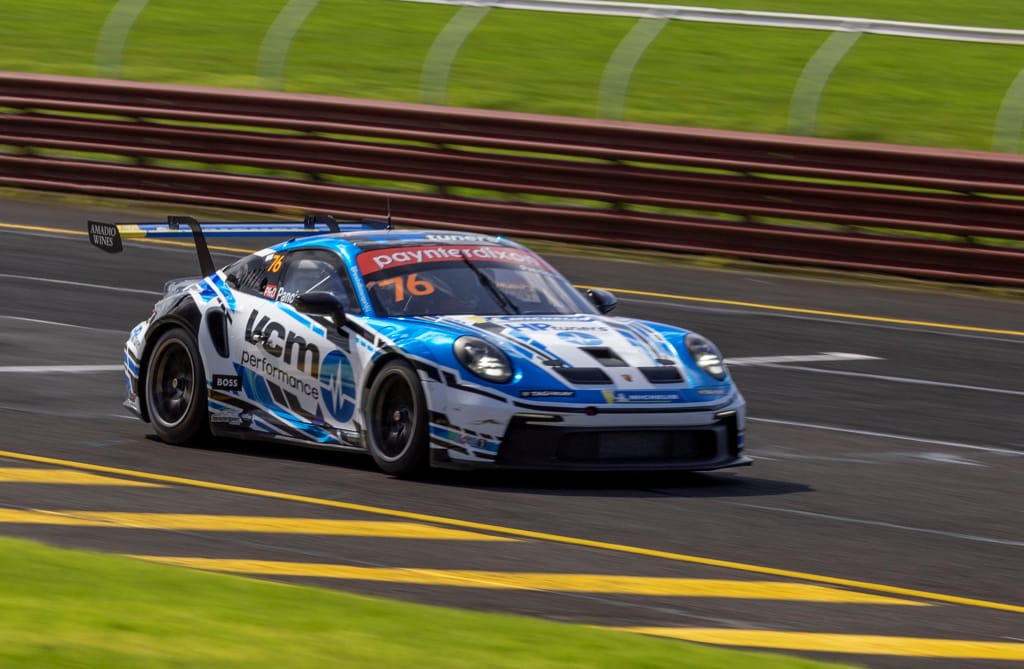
[88,214,750,477]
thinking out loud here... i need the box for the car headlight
[454,336,513,383]
[685,333,726,380]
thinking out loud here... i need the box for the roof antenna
[385,198,393,231]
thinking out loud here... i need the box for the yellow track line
[131,556,926,605]
[0,221,250,254]
[0,222,88,236]
[4,220,1022,337]
[619,627,1024,661]
[581,284,1024,338]
[1,450,1021,614]
[0,467,162,487]
[0,509,513,541]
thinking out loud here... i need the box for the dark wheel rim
[371,372,417,460]
[149,339,195,428]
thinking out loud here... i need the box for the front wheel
[366,360,429,477]
[144,327,209,445]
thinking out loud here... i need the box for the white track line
[742,363,1024,397]
[0,365,122,374]
[748,417,1021,456]
[0,315,127,332]
[725,352,881,365]
[727,503,1024,547]
[0,272,161,295]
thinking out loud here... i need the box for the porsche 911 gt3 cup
[89,214,750,476]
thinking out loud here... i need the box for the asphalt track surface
[0,196,1021,668]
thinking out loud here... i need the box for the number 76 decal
[374,274,435,301]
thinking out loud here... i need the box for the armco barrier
[2,72,1024,286]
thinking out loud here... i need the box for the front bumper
[122,322,147,418]
[430,401,749,471]
[492,410,748,471]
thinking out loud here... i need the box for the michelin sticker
[602,390,681,403]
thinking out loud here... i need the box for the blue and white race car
[89,215,749,477]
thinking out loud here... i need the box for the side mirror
[293,291,348,328]
[585,288,617,314]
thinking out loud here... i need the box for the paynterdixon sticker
[358,245,553,274]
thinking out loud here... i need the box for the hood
[431,314,726,394]
[442,314,673,366]
[377,313,734,407]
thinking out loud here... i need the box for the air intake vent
[639,366,683,383]
[581,347,628,367]
[555,367,612,384]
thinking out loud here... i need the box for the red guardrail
[1,72,1023,286]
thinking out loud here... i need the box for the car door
[201,249,279,432]
[229,248,362,446]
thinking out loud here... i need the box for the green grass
[0,536,854,668]
[0,1,1022,150]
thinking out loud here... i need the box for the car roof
[276,229,528,255]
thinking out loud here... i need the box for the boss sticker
[212,374,242,391]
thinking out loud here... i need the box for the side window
[276,250,361,315]
[223,253,281,298]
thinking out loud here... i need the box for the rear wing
[87,214,388,276]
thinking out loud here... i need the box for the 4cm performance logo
[244,310,321,376]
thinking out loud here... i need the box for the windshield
[357,244,596,317]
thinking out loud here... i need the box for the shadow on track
[155,434,809,499]
[425,469,811,499]
[144,433,380,473]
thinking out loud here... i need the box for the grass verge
[0,536,855,669]
[0,1,1022,150]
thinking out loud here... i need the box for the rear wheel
[366,360,429,477]
[145,327,208,445]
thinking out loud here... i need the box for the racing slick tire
[144,327,209,445]
[366,359,429,477]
